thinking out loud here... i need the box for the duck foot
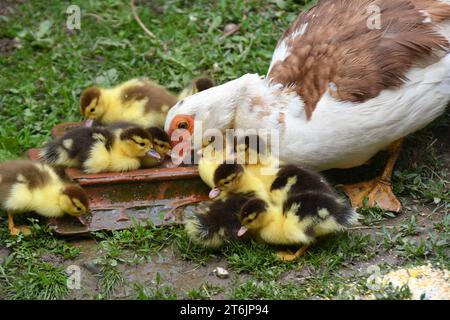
[340,178,401,212]
[277,244,309,262]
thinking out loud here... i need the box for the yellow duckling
[105,122,172,168]
[80,78,178,128]
[238,192,358,261]
[0,160,89,235]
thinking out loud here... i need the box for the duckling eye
[90,107,95,112]
[139,142,146,147]
[178,121,189,129]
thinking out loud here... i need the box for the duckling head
[119,127,159,159]
[210,163,244,199]
[80,87,105,122]
[147,127,172,158]
[238,198,268,236]
[59,184,90,217]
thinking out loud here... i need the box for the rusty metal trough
[27,122,209,235]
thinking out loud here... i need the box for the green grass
[0,0,449,300]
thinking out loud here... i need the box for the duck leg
[277,244,309,262]
[7,212,20,236]
[340,139,403,212]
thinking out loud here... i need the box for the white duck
[165,0,450,212]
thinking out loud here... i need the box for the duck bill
[237,226,248,237]
[147,148,161,160]
[209,188,221,199]
[85,119,94,127]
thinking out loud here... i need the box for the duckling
[238,193,358,261]
[40,126,158,173]
[104,122,171,168]
[209,163,270,201]
[97,126,157,173]
[0,160,89,235]
[177,76,216,100]
[185,194,251,248]
[140,127,171,168]
[80,78,178,128]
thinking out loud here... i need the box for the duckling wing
[0,160,52,203]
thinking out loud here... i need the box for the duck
[0,160,89,235]
[238,192,359,261]
[184,193,252,248]
[39,126,159,173]
[80,77,178,128]
[165,0,450,212]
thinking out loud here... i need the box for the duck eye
[139,142,146,147]
[90,108,95,112]
[178,121,189,129]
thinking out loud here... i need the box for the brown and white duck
[165,0,450,212]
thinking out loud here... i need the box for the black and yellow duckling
[238,192,358,261]
[0,160,89,235]
[80,78,178,128]
[185,194,251,249]
[39,126,158,173]
[270,164,336,206]
[39,126,114,169]
[208,163,270,201]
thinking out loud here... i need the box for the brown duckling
[80,78,178,128]
[0,160,89,235]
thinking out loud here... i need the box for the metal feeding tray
[27,122,209,235]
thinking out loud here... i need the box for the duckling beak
[147,148,161,160]
[237,226,248,237]
[85,119,94,127]
[77,213,92,226]
[209,187,221,199]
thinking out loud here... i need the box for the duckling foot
[9,225,31,236]
[340,178,401,212]
[164,195,209,222]
[277,245,309,262]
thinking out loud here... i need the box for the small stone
[223,23,240,36]
[83,261,101,274]
[213,267,229,279]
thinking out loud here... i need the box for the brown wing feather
[269,0,450,119]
